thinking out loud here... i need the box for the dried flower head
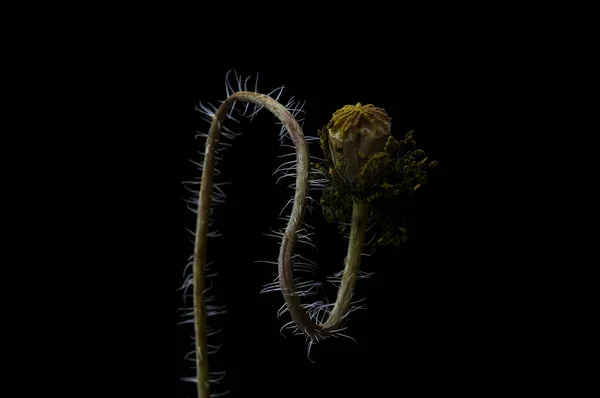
[316,104,438,251]
[326,103,392,184]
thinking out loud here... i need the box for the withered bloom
[316,103,438,250]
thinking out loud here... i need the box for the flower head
[326,103,391,184]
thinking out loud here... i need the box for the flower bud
[326,103,391,184]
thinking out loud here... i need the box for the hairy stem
[322,200,368,329]
[194,92,368,397]
[193,97,234,398]
[194,91,312,398]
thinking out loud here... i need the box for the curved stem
[193,97,234,398]
[322,200,368,330]
[194,91,312,398]
[193,92,368,396]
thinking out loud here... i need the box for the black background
[14,6,581,396]
[168,62,528,397]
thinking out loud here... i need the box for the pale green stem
[322,200,368,330]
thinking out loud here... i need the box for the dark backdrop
[169,63,525,398]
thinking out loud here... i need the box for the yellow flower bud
[326,103,391,184]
